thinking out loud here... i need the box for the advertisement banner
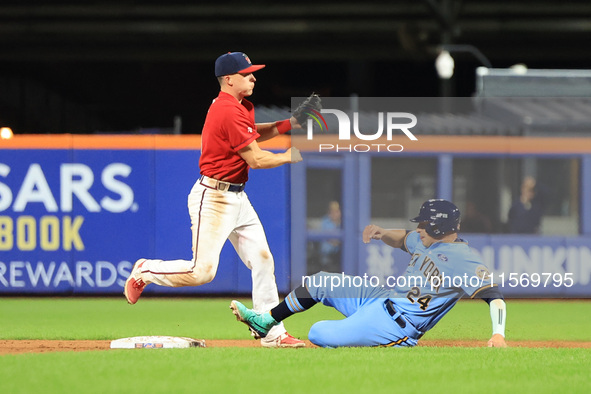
[0,146,290,295]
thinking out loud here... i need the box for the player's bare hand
[290,116,302,129]
[362,225,385,243]
[487,334,507,348]
[287,147,303,163]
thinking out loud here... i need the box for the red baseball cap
[215,52,266,77]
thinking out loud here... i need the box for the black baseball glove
[292,93,322,126]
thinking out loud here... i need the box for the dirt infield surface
[1,339,590,354]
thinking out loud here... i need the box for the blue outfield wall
[0,148,290,295]
[2,141,591,297]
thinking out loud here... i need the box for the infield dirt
[2,339,590,355]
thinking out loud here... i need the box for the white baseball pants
[138,179,287,338]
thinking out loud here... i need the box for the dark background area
[1,0,591,134]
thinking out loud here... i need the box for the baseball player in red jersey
[124,52,315,348]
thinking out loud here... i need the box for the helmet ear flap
[412,199,461,237]
[425,220,443,238]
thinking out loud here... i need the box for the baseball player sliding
[231,199,507,348]
[124,52,321,348]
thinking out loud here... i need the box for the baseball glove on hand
[292,93,322,126]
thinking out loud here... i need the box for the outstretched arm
[474,286,507,347]
[487,298,507,347]
[255,118,301,142]
[362,225,407,249]
[238,140,302,169]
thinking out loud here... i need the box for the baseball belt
[384,299,407,328]
[199,175,245,193]
[384,300,424,340]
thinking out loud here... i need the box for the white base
[110,336,206,349]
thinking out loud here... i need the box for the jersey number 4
[406,286,432,311]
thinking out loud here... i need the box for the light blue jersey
[392,231,494,332]
[304,231,495,347]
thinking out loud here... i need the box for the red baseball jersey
[199,91,260,183]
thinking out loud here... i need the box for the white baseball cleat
[261,333,306,348]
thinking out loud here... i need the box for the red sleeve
[225,105,260,152]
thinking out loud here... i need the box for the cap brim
[239,64,265,74]
[410,215,429,223]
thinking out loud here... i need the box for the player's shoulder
[439,246,490,283]
[442,237,471,251]
[208,94,250,124]
[403,231,421,253]
[438,239,483,262]
[211,93,238,109]
[217,95,252,116]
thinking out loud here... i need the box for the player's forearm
[239,147,291,169]
[380,229,407,248]
[249,150,292,169]
[255,122,280,142]
[362,226,406,248]
[489,298,506,337]
[256,119,295,142]
[239,140,301,169]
